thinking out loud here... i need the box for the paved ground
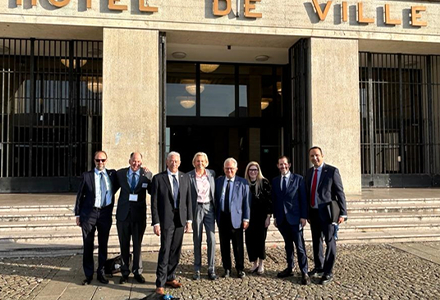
[1,242,439,300]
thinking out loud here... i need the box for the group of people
[74,146,347,297]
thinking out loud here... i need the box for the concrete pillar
[102,28,160,173]
[308,37,361,194]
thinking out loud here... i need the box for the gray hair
[192,152,209,167]
[223,157,238,168]
[167,151,181,161]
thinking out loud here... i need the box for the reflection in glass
[167,63,196,116]
[201,65,235,117]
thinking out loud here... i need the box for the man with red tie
[306,146,347,285]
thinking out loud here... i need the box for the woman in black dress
[244,161,272,275]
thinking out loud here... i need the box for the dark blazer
[150,171,193,229]
[272,173,307,226]
[188,169,216,215]
[74,168,118,223]
[115,167,152,222]
[214,176,250,229]
[306,163,347,223]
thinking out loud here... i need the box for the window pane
[167,62,196,116]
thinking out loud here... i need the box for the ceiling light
[255,55,269,62]
[261,98,272,110]
[60,59,87,68]
[177,96,196,109]
[86,77,102,93]
[172,52,187,59]
[200,64,219,73]
[181,79,210,95]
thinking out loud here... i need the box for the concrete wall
[308,37,361,194]
[102,28,160,173]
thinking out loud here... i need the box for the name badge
[129,194,138,202]
[142,183,148,188]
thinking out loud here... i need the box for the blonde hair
[192,152,209,168]
[244,161,265,195]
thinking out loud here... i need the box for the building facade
[1,0,440,193]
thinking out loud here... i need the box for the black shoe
[97,274,109,284]
[134,274,145,283]
[237,271,246,279]
[223,269,231,278]
[308,268,324,278]
[319,273,334,285]
[82,277,92,285]
[301,273,311,286]
[119,275,129,284]
[208,272,217,280]
[277,267,293,278]
[193,271,201,280]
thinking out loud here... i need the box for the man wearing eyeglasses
[115,152,153,284]
[74,151,118,285]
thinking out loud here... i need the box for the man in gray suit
[115,152,152,284]
[188,152,217,281]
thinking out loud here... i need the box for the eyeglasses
[249,169,259,172]
[95,159,106,163]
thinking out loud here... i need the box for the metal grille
[359,52,440,187]
[0,38,103,192]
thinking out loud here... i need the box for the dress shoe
[223,269,231,278]
[301,273,311,286]
[277,267,293,278]
[165,279,182,288]
[193,271,200,280]
[319,273,334,285]
[208,272,217,280]
[257,264,264,275]
[97,274,109,284]
[155,287,165,295]
[82,277,92,285]
[308,268,324,278]
[119,275,128,284]
[134,274,145,283]
[237,271,246,279]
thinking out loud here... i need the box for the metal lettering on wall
[14,0,428,27]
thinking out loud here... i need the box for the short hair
[223,157,238,168]
[308,146,323,155]
[278,155,290,163]
[167,151,181,161]
[130,152,143,159]
[94,150,107,159]
[192,152,209,167]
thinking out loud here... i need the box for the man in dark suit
[188,152,217,281]
[151,151,192,296]
[306,146,347,285]
[116,152,152,284]
[214,157,250,279]
[75,150,118,285]
[272,156,310,285]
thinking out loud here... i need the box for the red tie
[311,169,318,207]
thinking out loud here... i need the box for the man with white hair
[214,157,250,279]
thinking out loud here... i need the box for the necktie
[282,176,287,194]
[131,173,137,192]
[100,172,107,207]
[172,175,179,208]
[311,169,318,207]
[224,180,231,213]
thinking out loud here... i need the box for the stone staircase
[1,193,440,257]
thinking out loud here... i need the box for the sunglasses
[95,159,106,163]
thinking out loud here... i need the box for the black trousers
[309,208,337,275]
[81,206,112,278]
[116,213,147,276]
[218,211,244,272]
[245,213,268,262]
[156,211,184,288]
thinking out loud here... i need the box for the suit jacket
[115,167,152,222]
[150,170,193,229]
[306,163,347,223]
[74,168,118,223]
[272,173,307,226]
[214,176,250,229]
[188,169,216,216]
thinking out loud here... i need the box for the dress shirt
[94,168,112,208]
[280,171,291,190]
[127,168,140,193]
[221,177,249,222]
[195,171,211,203]
[167,169,179,195]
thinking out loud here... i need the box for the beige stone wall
[308,37,361,194]
[102,28,160,173]
[2,1,439,43]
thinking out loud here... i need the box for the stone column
[102,28,160,173]
[308,37,361,194]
